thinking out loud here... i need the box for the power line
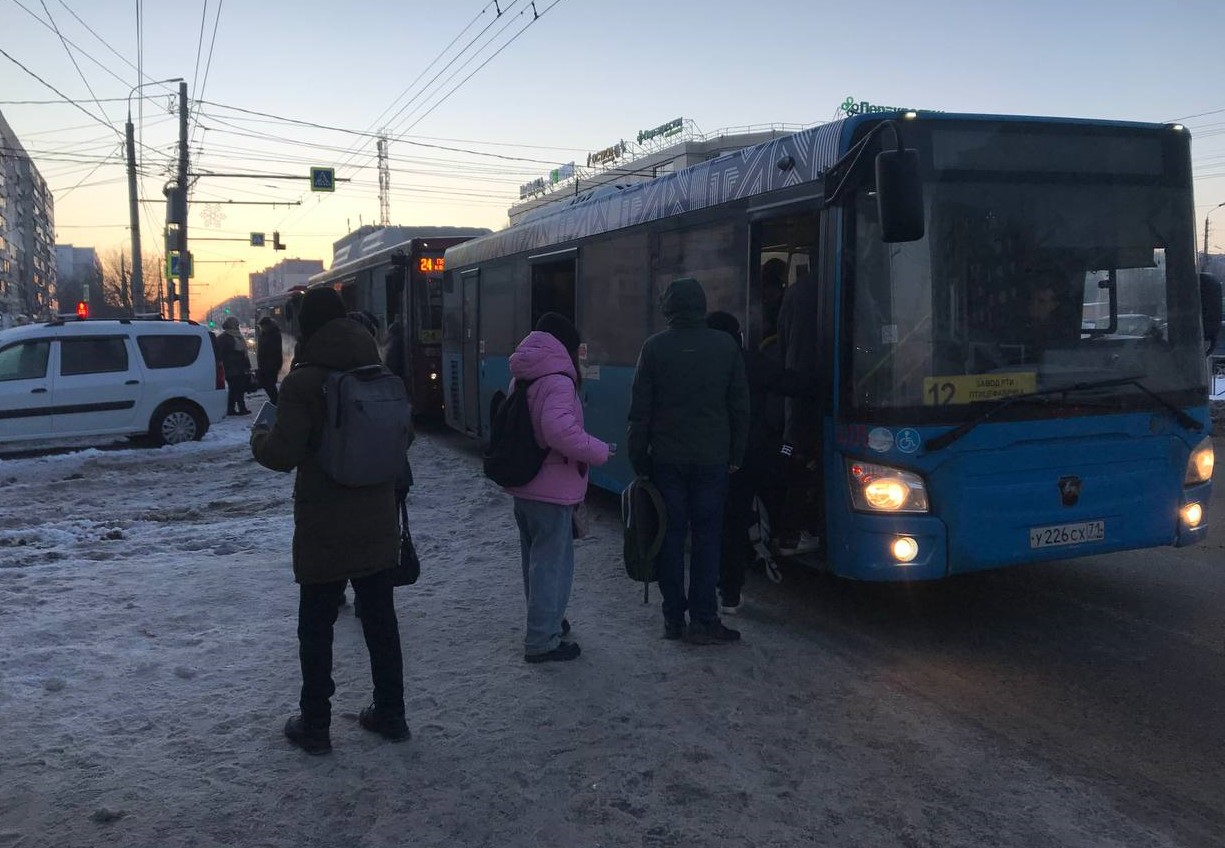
[392,0,568,142]
[190,0,224,149]
[37,0,112,126]
[0,46,116,135]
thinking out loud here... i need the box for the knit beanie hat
[706,310,740,340]
[297,287,346,341]
[535,312,580,355]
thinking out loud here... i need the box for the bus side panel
[580,364,637,493]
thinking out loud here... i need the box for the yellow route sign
[923,372,1037,405]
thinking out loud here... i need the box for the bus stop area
[1,417,1222,848]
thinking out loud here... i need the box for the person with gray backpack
[251,286,410,755]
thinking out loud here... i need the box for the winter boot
[358,704,410,742]
[684,619,741,645]
[284,715,331,755]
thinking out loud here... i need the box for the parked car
[0,317,227,447]
[1094,312,1162,339]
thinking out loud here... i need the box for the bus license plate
[1029,520,1105,549]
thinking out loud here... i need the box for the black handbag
[390,496,420,586]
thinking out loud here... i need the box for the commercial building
[249,257,324,305]
[53,244,103,312]
[507,121,807,226]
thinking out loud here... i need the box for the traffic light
[76,300,89,319]
[273,231,285,250]
[224,307,231,314]
[208,319,216,329]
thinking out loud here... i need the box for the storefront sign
[519,177,547,199]
[637,117,683,144]
[839,96,933,116]
[587,141,627,167]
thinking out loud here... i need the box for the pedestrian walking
[250,286,408,755]
[627,278,750,644]
[503,312,611,663]
[255,317,284,405]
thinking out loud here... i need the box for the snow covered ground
[0,413,1197,847]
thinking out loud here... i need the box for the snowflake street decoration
[200,205,224,227]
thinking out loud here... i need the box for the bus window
[752,214,819,345]
[579,233,651,365]
[651,222,743,333]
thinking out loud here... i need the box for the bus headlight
[1181,503,1203,527]
[1185,437,1214,485]
[847,460,930,513]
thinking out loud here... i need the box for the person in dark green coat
[627,277,750,645]
[251,286,407,755]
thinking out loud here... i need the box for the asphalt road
[726,443,1225,848]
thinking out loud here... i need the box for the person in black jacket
[627,278,750,645]
[706,311,816,612]
[251,286,408,755]
[215,316,252,415]
[255,317,284,404]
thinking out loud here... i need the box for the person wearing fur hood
[215,316,252,415]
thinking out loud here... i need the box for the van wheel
[151,402,207,446]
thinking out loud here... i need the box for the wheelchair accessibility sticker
[895,428,921,454]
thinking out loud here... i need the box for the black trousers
[225,378,248,413]
[257,372,279,405]
[297,568,404,727]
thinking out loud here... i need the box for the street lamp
[126,77,182,317]
[1203,201,1225,271]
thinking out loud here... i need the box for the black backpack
[621,476,667,602]
[482,374,569,487]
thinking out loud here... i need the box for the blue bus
[441,111,1215,580]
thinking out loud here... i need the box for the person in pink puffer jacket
[505,313,612,663]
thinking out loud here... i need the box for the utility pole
[177,81,190,321]
[378,134,391,227]
[1204,202,1225,271]
[125,117,143,315]
[125,78,182,317]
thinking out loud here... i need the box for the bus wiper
[1121,378,1203,432]
[924,375,1197,452]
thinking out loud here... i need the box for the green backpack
[621,477,667,603]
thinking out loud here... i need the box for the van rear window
[137,335,202,369]
[61,337,129,375]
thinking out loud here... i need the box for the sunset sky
[3,0,1225,318]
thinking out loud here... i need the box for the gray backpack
[318,364,412,487]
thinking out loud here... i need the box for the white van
[0,318,227,447]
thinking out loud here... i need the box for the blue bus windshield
[846,125,1202,421]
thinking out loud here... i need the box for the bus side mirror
[876,148,925,243]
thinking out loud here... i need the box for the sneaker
[684,620,741,645]
[720,597,742,616]
[775,531,820,556]
[663,620,685,640]
[358,705,410,742]
[284,715,331,755]
[525,641,581,663]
